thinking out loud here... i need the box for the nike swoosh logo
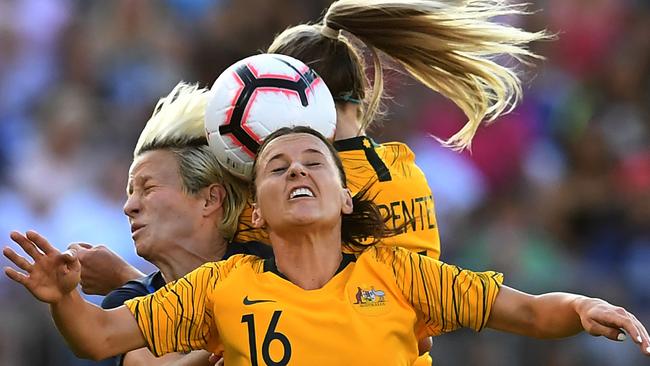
[243,296,276,305]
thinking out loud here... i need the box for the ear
[202,183,226,217]
[341,188,353,215]
[251,203,267,229]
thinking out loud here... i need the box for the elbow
[88,349,116,362]
[69,341,114,361]
[70,347,104,361]
[87,353,108,362]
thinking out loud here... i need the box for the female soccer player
[238,1,549,359]
[237,0,549,259]
[4,127,649,365]
[96,82,272,366]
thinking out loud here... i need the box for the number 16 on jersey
[241,310,292,366]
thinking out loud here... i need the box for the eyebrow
[126,175,153,194]
[266,148,326,164]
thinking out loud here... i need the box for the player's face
[123,150,206,262]
[253,133,352,234]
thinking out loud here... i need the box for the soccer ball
[205,53,337,180]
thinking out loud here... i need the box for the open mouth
[131,224,145,237]
[289,187,314,199]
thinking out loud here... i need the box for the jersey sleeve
[124,256,250,356]
[375,246,503,336]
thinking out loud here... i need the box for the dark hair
[268,25,372,127]
[252,126,400,250]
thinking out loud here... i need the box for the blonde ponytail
[270,0,548,149]
[323,0,547,149]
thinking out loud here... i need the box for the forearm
[525,292,586,338]
[123,348,185,366]
[488,286,650,355]
[169,350,212,366]
[487,286,585,339]
[119,265,146,285]
[51,291,145,360]
[124,349,211,366]
[103,261,145,295]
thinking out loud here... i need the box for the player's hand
[68,243,144,295]
[575,297,650,356]
[208,352,223,365]
[3,230,80,303]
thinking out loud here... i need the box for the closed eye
[270,166,287,173]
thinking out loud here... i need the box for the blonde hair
[269,0,548,149]
[136,82,248,240]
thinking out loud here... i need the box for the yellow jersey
[126,246,502,365]
[235,137,441,259]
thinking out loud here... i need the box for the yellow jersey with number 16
[125,245,502,365]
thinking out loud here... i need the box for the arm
[3,230,146,360]
[486,285,650,354]
[168,351,213,366]
[52,292,145,360]
[123,349,212,366]
[69,243,145,295]
[386,247,650,356]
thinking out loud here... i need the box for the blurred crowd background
[0,0,648,365]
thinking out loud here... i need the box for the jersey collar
[263,253,357,280]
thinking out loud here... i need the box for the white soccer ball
[205,53,337,180]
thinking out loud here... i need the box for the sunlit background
[0,0,648,365]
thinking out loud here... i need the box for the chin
[134,240,151,258]
[290,214,337,229]
[288,214,320,226]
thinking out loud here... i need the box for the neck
[153,233,228,283]
[334,103,365,140]
[268,225,343,290]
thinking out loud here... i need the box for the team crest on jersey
[349,285,391,316]
[353,286,386,306]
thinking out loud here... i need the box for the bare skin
[333,103,364,140]
[67,243,144,296]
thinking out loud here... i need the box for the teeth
[290,187,314,199]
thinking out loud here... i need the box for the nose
[288,163,308,179]
[123,193,140,218]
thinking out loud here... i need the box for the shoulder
[333,136,410,152]
[224,241,274,260]
[193,254,266,280]
[358,245,431,267]
[359,244,408,258]
[375,141,416,159]
[101,271,163,309]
